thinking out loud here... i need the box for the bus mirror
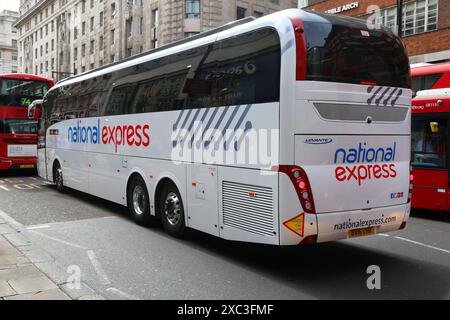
[28,105,36,119]
[28,103,42,120]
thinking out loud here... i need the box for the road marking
[26,224,51,230]
[0,209,23,227]
[106,288,142,300]
[0,185,10,191]
[393,236,450,254]
[28,230,88,250]
[87,250,111,285]
[377,233,450,254]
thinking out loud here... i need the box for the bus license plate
[348,227,377,238]
[20,164,35,169]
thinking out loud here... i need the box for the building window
[185,0,200,19]
[90,40,95,54]
[111,29,115,45]
[74,47,78,61]
[82,22,86,35]
[253,11,263,18]
[237,7,246,20]
[90,17,94,32]
[377,0,438,36]
[100,36,104,50]
[151,9,159,48]
[82,44,86,57]
[184,32,199,38]
[100,12,104,26]
[299,0,308,9]
[126,18,133,37]
[111,3,116,18]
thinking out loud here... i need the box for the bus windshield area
[303,20,410,88]
[0,119,38,135]
[412,118,448,169]
[0,78,50,107]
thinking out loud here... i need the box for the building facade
[300,0,450,64]
[0,10,19,74]
[15,0,297,81]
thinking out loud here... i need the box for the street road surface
[1,171,449,300]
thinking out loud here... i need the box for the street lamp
[397,0,403,37]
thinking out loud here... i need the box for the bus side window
[105,85,136,116]
[190,28,281,107]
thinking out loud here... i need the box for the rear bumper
[0,157,37,170]
[315,203,410,243]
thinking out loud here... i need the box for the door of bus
[411,115,450,211]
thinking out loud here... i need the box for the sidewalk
[0,218,70,300]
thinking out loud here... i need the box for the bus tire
[54,163,66,193]
[159,183,186,238]
[127,175,156,227]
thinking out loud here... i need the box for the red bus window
[412,118,447,168]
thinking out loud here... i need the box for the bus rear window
[303,21,410,88]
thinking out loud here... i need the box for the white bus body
[38,9,412,246]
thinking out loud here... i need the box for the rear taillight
[408,165,414,203]
[288,16,307,81]
[276,165,316,214]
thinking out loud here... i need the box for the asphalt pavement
[0,171,449,300]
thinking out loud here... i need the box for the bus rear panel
[279,10,411,245]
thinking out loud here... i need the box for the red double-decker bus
[0,74,53,171]
[411,87,450,211]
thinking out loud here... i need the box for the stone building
[0,10,19,74]
[15,0,297,81]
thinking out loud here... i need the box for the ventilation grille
[222,181,274,237]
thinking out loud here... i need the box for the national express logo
[334,142,397,186]
[68,120,151,152]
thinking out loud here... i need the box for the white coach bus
[37,9,412,246]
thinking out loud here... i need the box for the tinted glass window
[0,78,50,107]
[303,21,410,88]
[105,85,136,116]
[0,119,37,134]
[412,118,448,169]
[412,73,442,97]
[186,28,280,108]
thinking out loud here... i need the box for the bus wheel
[160,183,186,238]
[127,175,156,226]
[54,164,65,193]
